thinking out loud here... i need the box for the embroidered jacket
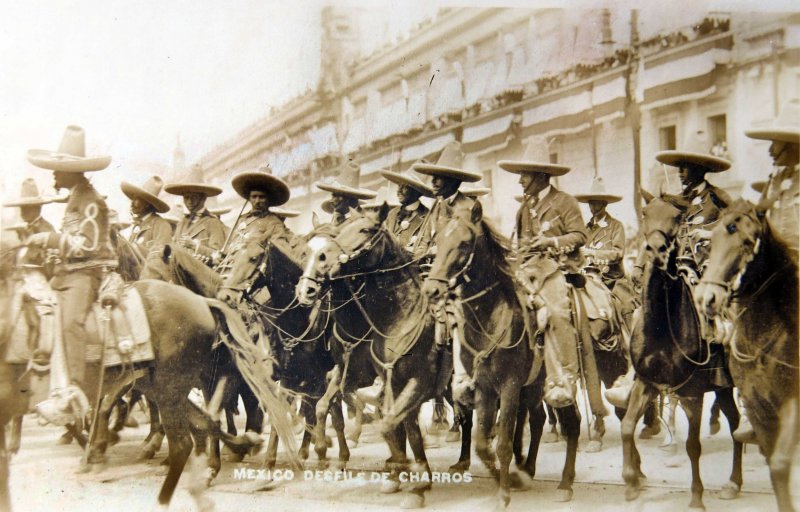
[583,213,625,280]
[173,209,227,262]
[385,201,429,248]
[129,212,174,257]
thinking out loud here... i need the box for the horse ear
[378,202,389,223]
[640,188,654,204]
[470,200,483,224]
[311,212,320,229]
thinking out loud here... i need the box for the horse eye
[726,223,737,234]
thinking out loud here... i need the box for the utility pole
[626,10,643,221]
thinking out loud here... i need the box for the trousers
[50,269,102,388]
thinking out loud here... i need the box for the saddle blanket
[6,282,154,368]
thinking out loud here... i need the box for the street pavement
[7,398,799,512]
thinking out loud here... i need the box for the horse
[81,278,301,510]
[621,194,743,510]
[297,204,447,508]
[694,199,798,512]
[0,242,33,512]
[213,233,347,470]
[420,201,581,510]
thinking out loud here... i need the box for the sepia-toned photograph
[0,0,797,510]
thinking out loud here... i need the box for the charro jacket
[41,180,116,272]
[516,186,586,273]
[129,212,174,257]
[173,209,227,262]
[385,201,429,248]
[583,212,625,281]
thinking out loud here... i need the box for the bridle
[425,217,478,287]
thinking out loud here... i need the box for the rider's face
[183,193,206,214]
[397,184,421,205]
[130,198,150,218]
[588,200,607,216]
[249,190,268,212]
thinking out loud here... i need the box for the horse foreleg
[512,398,527,467]
[449,402,472,472]
[401,412,433,509]
[522,401,545,478]
[714,388,743,500]
[679,396,705,510]
[328,396,349,468]
[314,366,341,467]
[343,393,364,444]
[554,404,580,502]
[7,416,21,455]
[84,376,131,470]
[621,379,656,501]
[264,424,279,470]
[474,386,500,482]
[494,386,521,510]
[769,397,798,512]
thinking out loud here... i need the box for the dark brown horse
[297,205,445,508]
[214,234,346,469]
[695,199,798,512]
[421,202,581,509]
[621,194,743,510]
[0,243,33,512]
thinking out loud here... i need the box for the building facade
[195,7,800,235]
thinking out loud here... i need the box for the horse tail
[205,298,302,470]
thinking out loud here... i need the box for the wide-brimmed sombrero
[316,161,378,200]
[269,206,301,218]
[499,136,570,176]
[363,185,401,210]
[120,176,170,213]
[575,177,622,203]
[655,130,731,173]
[412,142,482,183]
[165,163,223,197]
[3,178,55,207]
[232,165,290,205]
[745,99,800,144]
[380,167,434,197]
[27,125,111,172]
[461,186,491,198]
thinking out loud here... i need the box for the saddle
[6,271,154,368]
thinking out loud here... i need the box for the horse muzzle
[296,276,320,306]
[422,278,448,300]
[693,282,726,318]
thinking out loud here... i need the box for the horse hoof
[509,471,532,491]
[585,440,603,453]
[400,493,424,509]
[625,485,641,501]
[423,435,441,449]
[719,481,740,500]
[325,435,333,448]
[108,431,121,447]
[449,460,470,472]
[380,479,401,494]
[76,460,91,474]
[708,421,720,436]
[554,488,573,502]
[155,465,169,476]
[445,431,460,443]
[541,431,559,444]
[639,424,661,439]
[227,452,245,463]
[57,432,74,446]
[316,460,329,471]
[139,448,156,461]
[688,501,705,510]
[299,448,309,460]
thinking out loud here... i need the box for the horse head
[640,193,686,270]
[422,201,483,302]
[694,199,764,317]
[296,204,390,305]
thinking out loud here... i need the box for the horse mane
[478,219,513,277]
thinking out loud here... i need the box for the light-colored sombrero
[164,163,223,197]
[655,130,731,173]
[461,186,491,198]
[3,178,55,207]
[232,165,290,205]
[380,167,434,197]
[750,181,768,194]
[575,176,622,203]
[745,98,800,144]
[120,176,170,213]
[499,136,570,176]
[27,125,111,172]
[269,206,301,218]
[363,185,401,210]
[412,142,482,182]
[316,161,378,200]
